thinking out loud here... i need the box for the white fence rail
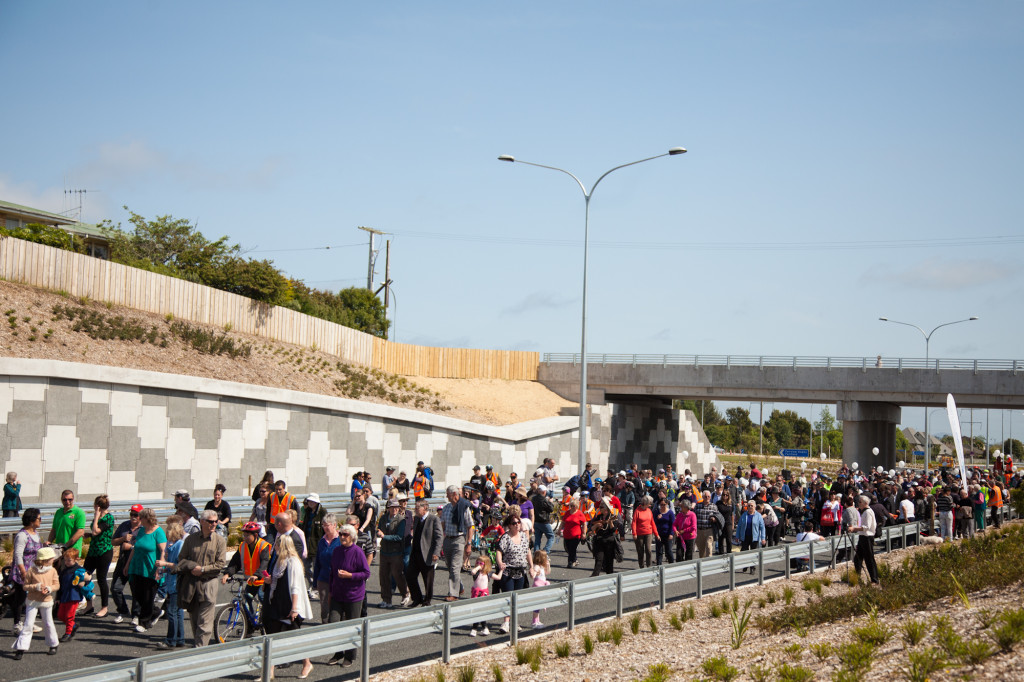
[542,353,1023,373]
[26,508,1018,682]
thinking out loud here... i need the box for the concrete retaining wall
[0,359,717,503]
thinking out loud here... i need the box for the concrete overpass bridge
[538,353,1024,470]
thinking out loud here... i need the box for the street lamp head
[878,317,888,321]
[668,147,687,155]
[497,155,515,163]
[969,316,978,321]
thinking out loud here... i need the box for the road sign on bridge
[778,448,810,458]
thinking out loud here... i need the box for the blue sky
[2,2,1022,441]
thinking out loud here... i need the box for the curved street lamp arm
[501,159,588,198]
[590,152,672,196]
[879,317,927,340]
[926,317,978,342]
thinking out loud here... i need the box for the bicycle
[214,575,264,643]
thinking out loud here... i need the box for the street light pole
[499,148,687,476]
[878,316,978,474]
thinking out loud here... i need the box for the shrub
[729,602,752,649]
[783,643,803,660]
[669,614,682,630]
[991,620,1023,653]
[434,664,446,682]
[629,612,642,634]
[900,648,946,682]
[851,619,893,647]
[610,623,624,645]
[491,663,503,682]
[809,642,832,662]
[596,627,611,643]
[976,608,998,629]
[959,638,995,665]
[456,663,475,682]
[640,663,672,682]
[934,626,964,659]
[554,641,570,658]
[583,634,594,654]
[700,656,738,682]
[900,619,928,648]
[783,585,795,605]
[710,603,722,618]
[749,664,770,682]
[836,642,874,677]
[647,612,658,634]
[776,663,814,682]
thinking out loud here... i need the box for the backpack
[422,467,434,496]
[820,504,835,527]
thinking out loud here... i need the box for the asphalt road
[1,533,849,682]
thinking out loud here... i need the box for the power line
[248,242,364,254]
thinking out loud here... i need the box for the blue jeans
[164,592,185,646]
[534,522,555,553]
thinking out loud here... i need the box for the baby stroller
[1,565,16,623]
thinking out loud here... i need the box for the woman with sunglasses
[111,504,145,624]
[495,514,533,633]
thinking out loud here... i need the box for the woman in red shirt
[560,499,588,568]
[631,496,658,568]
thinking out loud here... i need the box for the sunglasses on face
[62,497,74,503]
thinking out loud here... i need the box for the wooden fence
[372,338,539,380]
[0,237,540,380]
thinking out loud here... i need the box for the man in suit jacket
[405,498,443,607]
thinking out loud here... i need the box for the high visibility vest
[270,493,295,519]
[413,479,425,498]
[990,486,1003,507]
[486,472,501,488]
[242,538,270,584]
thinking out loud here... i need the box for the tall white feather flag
[946,394,969,486]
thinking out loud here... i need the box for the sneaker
[376,601,392,609]
[114,615,124,624]
[48,646,58,655]
[33,625,42,633]
[155,641,171,650]
[499,622,509,634]
[469,628,477,637]
[328,653,345,666]
[13,621,22,633]
[152,610,164,625]
[400,595,413,608]
[13,651,23,660]
[135,624,147,633]
[309,589,319,602]
[532,621,544,629]
[341,659,354,668]
[480,627,490,635]
[131,617,139,627]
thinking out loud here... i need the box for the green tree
[726,407,753,433]
[1002,439,1024,457]
[705,424,735,450]
[675,400,724,426]
[814,407,837,433]
[0,223,85,252]
[895,429,910,453]
[110,208,239,281]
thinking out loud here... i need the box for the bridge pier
[837,401,901,472]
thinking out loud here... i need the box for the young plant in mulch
[700,655,739,682]
[899,648,946,682]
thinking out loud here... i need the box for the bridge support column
[837,401,901,471]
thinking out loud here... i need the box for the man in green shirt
[49,489,87,553]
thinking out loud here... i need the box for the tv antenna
[62,188,101,222]
[357,226,387,290]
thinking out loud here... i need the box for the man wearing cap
[176,510,227,646]
[111,504,144,624]
[220,521,270,612]
[49,489,87,554]
[470,466,487,494]
[440,485,474,601]
[300,493,327,587]
[267,481,299,542]
[382,466,396,496]
[485,465,501,490]
[173,490,200,522]
[376,500,411,608]
[530,485,556,553]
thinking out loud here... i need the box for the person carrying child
[12,546,60,659]
[56,548,93,642]
[530,550,551,629]
[468,555,499,637]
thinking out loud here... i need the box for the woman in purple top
[327,524,371,667]
[653,498,676,565]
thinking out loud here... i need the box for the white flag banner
[946,394,969,487]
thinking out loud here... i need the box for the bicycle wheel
[214,601,250,643]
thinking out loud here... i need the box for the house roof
[0,199,76,226]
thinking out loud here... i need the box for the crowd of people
[2,453,1019,670]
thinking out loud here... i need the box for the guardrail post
[136,659,147,682]
[567,582,576,631]
[696,560,703,599]
[808,541,815,574]
[726,355,731,370]
[728,553,735,591]
[793,356,797,371]
[898,357,903,374]
[694,354,699,369]
[658,565,666,609]
[901,523,907,548]
[829,536,837,570]
[361,618,370,682]
[784,544,790,580]
[631,354,637,368]
[442,603,451,663]
[885,527,892,554]
[615,574,623,618]
[510,592,519,646]
[862,357,867,372]
[757,549,764,586]
[261,636,272,682]
[827,357,831,371]
[974,359,978,375]
[759,356,764,370]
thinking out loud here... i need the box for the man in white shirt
[850,495,879,584]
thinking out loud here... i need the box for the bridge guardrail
[25,506,1016,682]
[542,353,1023,373]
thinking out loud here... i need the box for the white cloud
[861,257,1012,291]
[0,176,67,215]
[501,291,576,315]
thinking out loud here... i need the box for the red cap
[130,504,144,513]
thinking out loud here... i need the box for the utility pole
[358,226,385,290]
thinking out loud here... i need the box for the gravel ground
[374,524,1024,682]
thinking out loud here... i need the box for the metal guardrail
[0,492,444,535]
[542,353,1023,374]
[26,506,1017,682]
